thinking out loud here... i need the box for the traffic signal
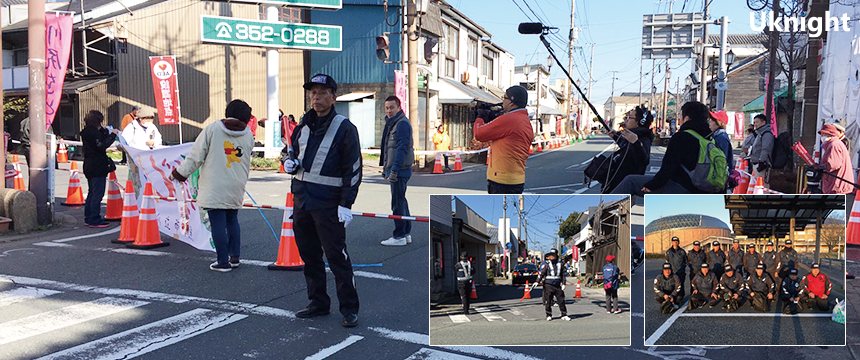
[376,35,390,61]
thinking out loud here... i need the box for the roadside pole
[266,5,280,159]
[29,0,52,225]
[407,0,419,148]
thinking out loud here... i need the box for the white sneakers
[561,315,572,321]
[546,316,552,321]
[381,234,412,246]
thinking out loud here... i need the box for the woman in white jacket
[122,108,162,149]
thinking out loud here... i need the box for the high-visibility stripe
[139,213,157,221]
[122,210,139,218]
[0,287,62,308]
[280,229,295,237]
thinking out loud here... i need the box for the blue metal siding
[310,4,402,84]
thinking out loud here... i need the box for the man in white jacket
[122,108,163,150]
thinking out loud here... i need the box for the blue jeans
[609,174,691,197]
[208,209,241,265]
[84,176,106,225]
[390,175,411,238]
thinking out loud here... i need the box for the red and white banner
[45,13,73,130]
[149,56,181,125]
[394,70,408,115]
[571,245,579,262]
[732,112,744,141]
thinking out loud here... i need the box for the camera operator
[600,105,654,193]
[474,85,534,194]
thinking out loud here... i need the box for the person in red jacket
[801,263,833,311]
[473,85,534,194]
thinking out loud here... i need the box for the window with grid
[445,58,455,78]
[482,48,496,80]
[258,6,302,22]
[467,38,478,66]
[444,24,459,58]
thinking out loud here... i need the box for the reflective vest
[545,261,563,285]
[294,114,361,187]
[457,260,472,282]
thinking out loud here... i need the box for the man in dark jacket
[379,96,414,247]
[746,263,775,312]
[749,114,775,188]
[80,111,118,228]
[707,241,727,280]
[284,74,362,328]
[686,241,707,283]
[689,263,719,309]
[602,106,654,193]
[454,252,476,315]
[801,263,833,311]
[537,249,571,321]
[654,262,681,313]
[719,265,745,311]
[665,237,687,299]
[780,268,803,314]
[726,239,745,277]
[762,241,780,281]
[743,244,763,277]
[611,101,714,195]
[778,240,798,285]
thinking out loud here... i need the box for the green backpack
[682,130,727,193]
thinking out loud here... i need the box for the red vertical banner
[45,13,73,130]
[149,56,181,125]
[733,112,745,141]
[394,70,408,115]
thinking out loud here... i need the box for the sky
[454,0,760,105]
[452,194,627,254]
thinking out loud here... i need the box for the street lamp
[694,39,704,55]
[726,50,736,70]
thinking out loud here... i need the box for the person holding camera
[749,114,774,188]
[817,123,855,194]
[473,85,534,194]
[600,105,654,193]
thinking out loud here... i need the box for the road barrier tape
[474,282,580,286]
[737,169,784,194]
[356,136,574,157]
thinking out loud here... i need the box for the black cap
[725,265,734,272]
[756,263,765,269]
[662,263,672,270]
[785,240,792,245]
[303,74,338,93]
[132,105,141,111]
[671,236,680,242]
[812,263,820,269]
[549,248,559,256]
[460,251,468,259]
[693,241,700,246]
[733,239,739,243]
[767,241,774,246]
[790,269,798,275]
[701,263,709,268]
[747,244,755,249]
[712,241,720,246]
[505,85,528,108]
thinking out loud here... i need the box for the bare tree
[821,212,846,254]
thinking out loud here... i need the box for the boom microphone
[518,22,546,35]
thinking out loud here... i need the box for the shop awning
[741,87,792,113]
[438,78,502,104]
[3,77,108,97]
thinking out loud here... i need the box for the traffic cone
[753,177,765,194]
[57,140,69,163]
[574,279,582,298]
[529,145,534,155]
[127,182,169,249]
[520,280,532,301]
[432,153,443,174]
[470,282,478,299]
[536,141,543,152]
[733,159,750,194]
[746,176,757,194]
[268,192,305,271]
[11,155,25,191]
[278,160,286,174]
[62,162,84,206]
[104,172,123,221]
[486,146,491,165]
[847,189,860,246]
[112,180,139,244]
[453,153,463,172]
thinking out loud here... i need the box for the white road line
[648,166,660,173]
[474,307,506,321]
[0,274,296,319]
[631,312,644,318]
[352,270,407,282]
[0,286,62,307]
[51,227,121,243]
[33,242,74,248]
[35,309,247,360]
[0,297,149,346]
[304,335,364,360]
[644,300,689,346]
[449,314,470,323]
[438,347,545,360]
[507,308,524,316]
[405,348,481,360]
[368,327,429,345]
[98,248,170,256]
[576,144,616,166]
[680,313,833,317]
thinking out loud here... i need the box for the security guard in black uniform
[654,262,681,314]
[778,239,799,285]
[746,263,775,312]
[718,264,745,312]
[665,237,687,299]
[689,263,719,309]
[779,268,803,314]
[726,239,745,278]
[284,74,363,328]
[686,241,707,283]
[454,252,475,315]
[762,241,780,282]
[707,241,726,280]
[743,244,763,278]
[537,249,571,321]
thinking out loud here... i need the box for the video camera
[471,100,504,123]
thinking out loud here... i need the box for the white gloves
[337,206,353,228]
[283,159,300,174]
[562,284,566,291]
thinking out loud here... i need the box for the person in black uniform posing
[778,239,799,286]
[654,262,682,313]
[707,241,726,280]
[283,74,362,328]
[746,263,776,312]
[686,241,707,284]
[689,263,719,309]
[780,268,803,314]
[454,252,476,315]
[726,239,745,278]
[665,237,688,299]
[719,265,745,312]
[537,249,571,321]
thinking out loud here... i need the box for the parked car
[512,263,539,285]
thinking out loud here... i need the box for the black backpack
[770,131,793,170]
[661,298,675,314]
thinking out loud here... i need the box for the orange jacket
[432,131,450,151]
[474,108,533,185]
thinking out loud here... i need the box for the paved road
[643,259,846,346]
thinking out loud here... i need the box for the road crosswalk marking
[34,309,247,360]
[0,297,149,346]
[474,307,506,321]
[405,348,481,359]
[304,335,364,360]
[449,314,470,323]
[0,286,62,308]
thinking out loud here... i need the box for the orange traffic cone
[574,279,582,298]
[733,159,750,194]
[529,145,534,155]
[536,141,543,152]
[746,176,757,194]
[752,177,765,194]
[486,146,491,165]
[12,155,25,191]
[62,161,84,206]
[519,281,532,301]
[470,282,478,299]
[269,192,305,271]
[112,180,139,244]
[278,160,286,173]
[432,153,443,174]
[848,190,860,246]
[127,182,169,249]
[57,140,69,163]
[453,153,463,172]
[104,172,123,221]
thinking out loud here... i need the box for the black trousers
[487,180,524,194]
[458,280,472,312]
[800,294,830,311]
[718,290,745,307]
[689,292,718,308]
[675,272,686,299]
[746,291,772,312]
[654,294,681,305]
[780,294,803,313]
[293,205,359,316]
[543,283,567,317]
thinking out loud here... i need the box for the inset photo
[644,195,846,346]
[429,194,638,346]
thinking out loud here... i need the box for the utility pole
[266,6,280,159]
[536,66,542,134]
[586,43,594,131]
[29,0,51,225]
[610,71,619,97]
[503,196,508,277]
[518,194,524,273]
[1,18,4,188]
[638,57,643,106]
[651,60,656,109]
[765,0,780,125]
[699,0,709,103]
[715,16,730,110]
[80,0,87,75]
[662,60,670,126]
[406,0,419,147]
[567,0,576,137]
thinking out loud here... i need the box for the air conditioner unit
[478,75,487,87]
[460,71,470,83]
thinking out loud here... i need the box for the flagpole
[172,55,183,144]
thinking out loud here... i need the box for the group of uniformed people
[655,236,835,314]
